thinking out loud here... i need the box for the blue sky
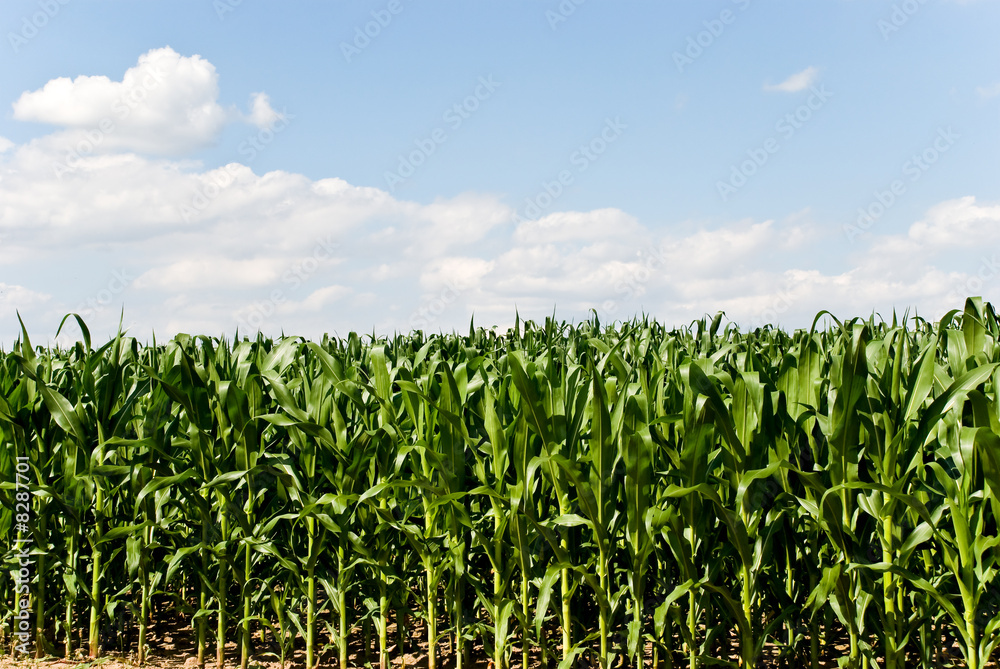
[1,0,998,344]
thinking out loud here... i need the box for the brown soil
[0,614,980,669]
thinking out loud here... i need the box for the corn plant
[3,300,1000,669]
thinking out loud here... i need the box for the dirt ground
[0,615,979,669]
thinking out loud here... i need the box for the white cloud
[0,137,13,153]
[2,51,996,344]
[11,47,271,155]
[419,257,496,292]
[413,193,512,249]
[245,92,285,128]
[134,257,289,290]
[514,209,642,245]
[907,196,1000,247]
[977,82,1000,99]
[2,116,997,343]
[295,285,352,311]
[4,116,997,341]
[763,66,819,93]
[0,283,51,319]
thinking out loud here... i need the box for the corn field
[4,299,1000,669]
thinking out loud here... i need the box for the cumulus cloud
[513,209,642,245]
[907,196,1000,247]
[764,66,819,93]
[11,47,273,155]
[134,257,289,290]
[419,257,496,292]
[2,114,996,343]
[295,285,352,311]
[244,92,285,128]
[2,50,995,344]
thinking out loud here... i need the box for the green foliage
[3,300,1000,669]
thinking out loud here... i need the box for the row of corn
[3,299,1000,669]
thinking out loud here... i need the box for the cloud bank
[11,46,280,156]
[0,49,993,344]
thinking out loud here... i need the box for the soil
[0,613,980,669]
